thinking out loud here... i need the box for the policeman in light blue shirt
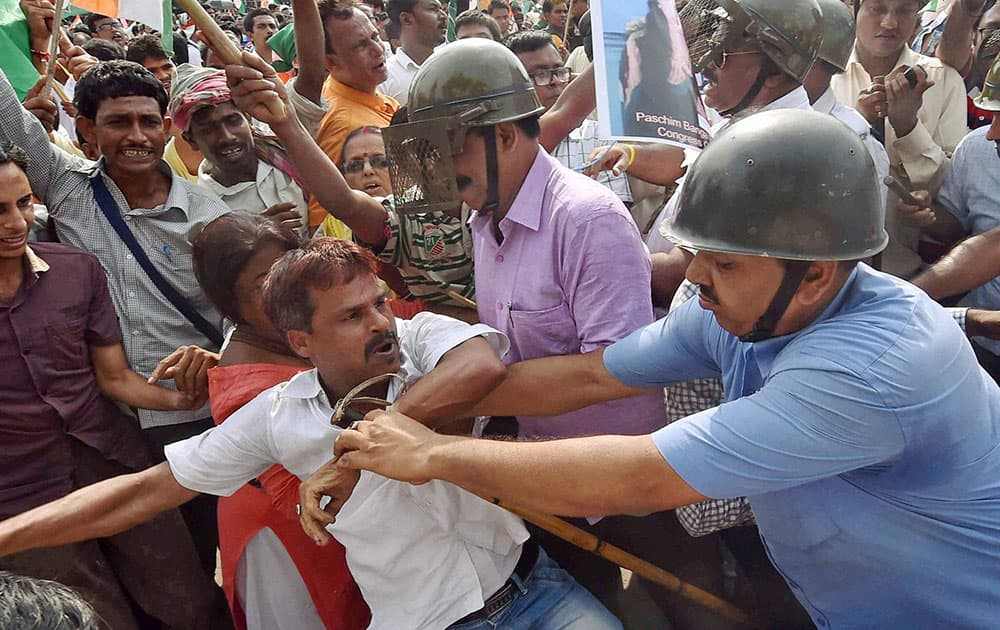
[333,110,1000,629]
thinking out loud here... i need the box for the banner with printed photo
[591,0,709,149]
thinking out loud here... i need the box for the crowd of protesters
[0,0,999,628]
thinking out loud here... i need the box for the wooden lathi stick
[172,0,286,118]
[41,0,66,99]
[484,497,763,628]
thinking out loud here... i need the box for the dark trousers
[142,418,220,579]
[529,510,732,630]
[720,526,813,630]
[0,440,232,630]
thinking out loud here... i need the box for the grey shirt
[0,68,231,428]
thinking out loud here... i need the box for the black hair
[172,32,191,65]
[542,0,566,14]
[193,213,302,325]
[503,29,555,55]
[487,0,509,13]
[0,571,101,629]
[82,38,124,61]
[125,34,171,64]
[455,9,502,40]
[74,60,168,120]
[243,8,275,34]
[82,13,113,33]
[318,0,360,53]
[387,0,419,27]
[0,143,30,173]
[340,125,384,164]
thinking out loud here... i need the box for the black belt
[448,540,539,627]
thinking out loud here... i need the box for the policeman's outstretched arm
[0,463,198,557]
[468,348,653,419]
[336,409,706,517]
[226,53,389,245]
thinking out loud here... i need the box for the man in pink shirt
[380,38,726,628]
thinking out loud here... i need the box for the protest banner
[591,0,709,149]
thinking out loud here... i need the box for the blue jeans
[449,548,623,629]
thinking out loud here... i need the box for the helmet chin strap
[720,64,769,117]
[480,124,500,215]
[740,260,811,343]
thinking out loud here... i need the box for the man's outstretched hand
[334,409,455,485]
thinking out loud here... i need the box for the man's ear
[795,260,840,306]
[287,329,313,359]
[76,117,98,149]
[162,115,173,136]
[496,121,519,152]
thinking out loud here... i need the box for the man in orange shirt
[311,0,401,231]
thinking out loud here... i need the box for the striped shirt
[358,197,475,307]
[0,68,230,429]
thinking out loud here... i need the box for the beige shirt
[831,46,968,277]
[198,159,309,239]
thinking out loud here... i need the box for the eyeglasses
[710,48,761,70]
[528,66,573,87]
[342,155,390,173]
[95,21,123,33]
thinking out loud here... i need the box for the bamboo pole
[41,0,66,99]
[487,497,763,628]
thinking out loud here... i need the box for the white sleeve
[286,77,329,140]
[403,312,510,373]
[164,390,281,496]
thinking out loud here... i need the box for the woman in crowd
[192,214,371,630]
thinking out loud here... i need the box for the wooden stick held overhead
[173,0,286,118]
[41,0,66,99]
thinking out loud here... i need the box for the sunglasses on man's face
[342,154,390,173]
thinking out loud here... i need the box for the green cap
[267,23,296,73]
[662,109,888,261]
[407,38,543,126]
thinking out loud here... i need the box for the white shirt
[165,313,526,630]
[379,47,421,107]
[198,159,309,238]
[645,87,814,254]
[813,87,890,209]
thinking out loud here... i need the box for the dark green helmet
[662,109,888,261]
[974,52,1000,113]
[815,0,855,72]
[406,38,544,127]
[681,0,823,83]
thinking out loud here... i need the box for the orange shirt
[310,78,399,228]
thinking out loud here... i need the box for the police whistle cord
[334,373,762,628]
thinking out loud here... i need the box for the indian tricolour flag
[70,0,170,32]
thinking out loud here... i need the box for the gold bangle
[623,144,637,172]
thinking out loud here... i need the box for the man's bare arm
[393,337,507,429]
[226,55,389,244]
[290,0,329,104]
[469,348,652,418]
[0,463,197,557]
[912,225,1000,299]
[337,410,706,517]
[936,0,986,73]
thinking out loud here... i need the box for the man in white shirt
[831,0,968,277]
[169,64,308,236]
[0,239,619,630]
[379,0,449,105]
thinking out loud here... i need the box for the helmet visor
[678,0,733,73]
[381,118,467,215]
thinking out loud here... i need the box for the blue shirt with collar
[603,263,1000,628]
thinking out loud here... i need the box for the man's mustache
[365,331,398,358]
